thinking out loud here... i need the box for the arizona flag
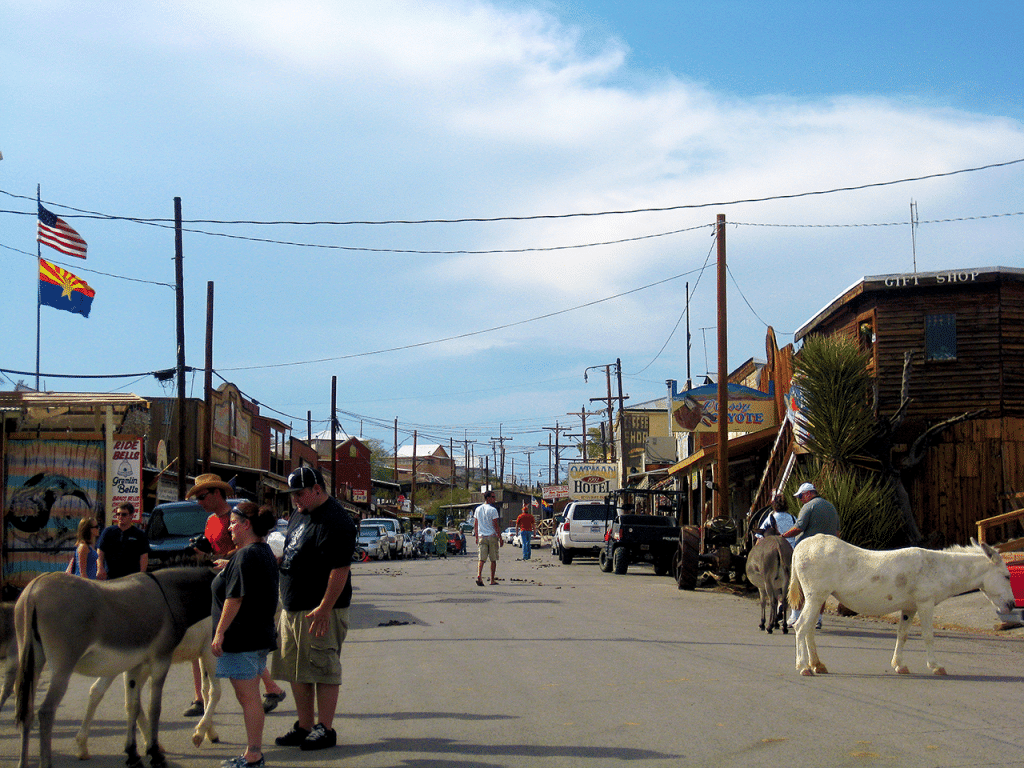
[39,259,95,317]
[38,203,87,259]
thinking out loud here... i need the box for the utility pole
[616,358,628,486]
[174,197,188,502]
[202,281,213,473]
[566,405,602,461]
[491,424,512,487]
[393,418,398,484]
[331,376,338,498]
[715,213,729,520]
[586,363,618,462]
[463,432,476,490]
[542,423,571,484]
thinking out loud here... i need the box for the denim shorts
[215,649,269,680]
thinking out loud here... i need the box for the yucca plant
[791,336,904,550]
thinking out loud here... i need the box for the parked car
[361,517,406,558]
[358,523,390,560]
[555,501,614,564]
[459,521,474,534]
[501,526,517,544]
[145,498,246,569]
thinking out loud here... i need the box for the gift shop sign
[671,383,777,434]
[108,436,143,521]
[566,464,618,501]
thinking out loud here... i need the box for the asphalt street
[4,540,1024,768]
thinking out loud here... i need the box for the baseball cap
[794,482,816,497]
[287,466,324,493]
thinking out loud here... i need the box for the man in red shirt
[515,505,536,561]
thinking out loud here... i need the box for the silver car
[358,524,390,560]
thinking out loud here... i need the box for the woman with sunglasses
[65,516,101,579]
[211,501,279,768]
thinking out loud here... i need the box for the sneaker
[275,721,310,747]
[300,723,337,751]
[222,755,265,768]
[262,691,287,714]
[182,699,204,717]
[815,617,823,630]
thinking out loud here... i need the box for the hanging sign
[671,383,777,434]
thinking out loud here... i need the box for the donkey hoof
[799,667,814,676]
[895,665,910,675]
[192,733,203,748]
[782,626,789,635]
[932,667,947,676]
[812,663,828,674]
[766,627,773,635]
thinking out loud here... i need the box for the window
[925,313,957,361]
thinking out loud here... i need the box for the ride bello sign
[566,463,618,501]
[671,383,777,434]
[108,436,143,521]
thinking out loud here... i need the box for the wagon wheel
[675,525,700,590]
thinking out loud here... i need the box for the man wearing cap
[782,482,840,628]
[782,482,840,546]
[473,490,503,586]
[272,466,356,752]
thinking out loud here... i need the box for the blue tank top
[71,545,99,579]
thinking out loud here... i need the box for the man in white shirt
[473,491,503,586]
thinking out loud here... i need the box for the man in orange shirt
[515,505,536,561]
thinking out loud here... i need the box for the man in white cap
[782,482,840,628]
[781,482,840,546]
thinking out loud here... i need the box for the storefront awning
[668,425,779,476]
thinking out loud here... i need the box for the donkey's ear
[973,537,1001,563]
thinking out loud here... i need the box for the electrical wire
[4,156,1020,225]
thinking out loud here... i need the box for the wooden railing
[977,507,1024,552]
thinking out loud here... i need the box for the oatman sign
[671,382,777,434]
[566,463,618,501]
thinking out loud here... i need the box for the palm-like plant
[792,335,903,549]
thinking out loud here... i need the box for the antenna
[910,200,919,273]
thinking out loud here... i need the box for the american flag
[38,203,87,259]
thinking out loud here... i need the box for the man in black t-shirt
[96,502,150,579]
[271,467,355,753]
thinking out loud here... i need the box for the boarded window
[925,313,957,361]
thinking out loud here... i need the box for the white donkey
[789,534,1015,676]
[74,616,221,758]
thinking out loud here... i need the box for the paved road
[4,542,1024,768]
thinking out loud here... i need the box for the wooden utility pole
[174,197,188,501]
[715,214,729,520]
[566,406,602,461]
[331,376,338,498]
[542,423,570,484]
[202,281,214,473]
[412,430,418,523]
[616,358,627,485]
[393,418,399,484]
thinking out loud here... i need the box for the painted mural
[4,439,103,587]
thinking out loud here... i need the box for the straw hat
[186,473,234,499]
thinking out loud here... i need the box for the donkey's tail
[788,559,805,610]
[14,601,39,728]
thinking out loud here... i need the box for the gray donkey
[745,535,793,634]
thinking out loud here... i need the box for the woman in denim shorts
[211,502,280,768]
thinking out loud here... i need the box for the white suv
[361,517,406,559]
[555,501,614,564]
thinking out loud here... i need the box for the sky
[2,1,1023,486]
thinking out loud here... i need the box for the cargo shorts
[478,534,500,562]
[271,607,350,685]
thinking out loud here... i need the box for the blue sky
[2,1,1022,486]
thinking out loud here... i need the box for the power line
[2,156,1021,226]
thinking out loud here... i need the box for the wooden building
[795,266,1024,545]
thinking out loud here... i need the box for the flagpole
[36,184,41,390]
